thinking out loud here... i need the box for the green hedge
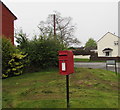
[21,36,66,71]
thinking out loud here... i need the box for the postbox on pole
[59,50,74,75]
[58,50,74,108]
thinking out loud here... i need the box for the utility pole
[53,14,56,38]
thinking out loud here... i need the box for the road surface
[74,62,120,73]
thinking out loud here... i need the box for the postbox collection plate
[62,62,66,71]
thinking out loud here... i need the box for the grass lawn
[74,58,120,63]
[74,58,104,62]
[74,58,90,62]
[2,68,118,108]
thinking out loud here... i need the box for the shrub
[2,37,16,77]
[6,52,28,77]
[2,37,28,78]
[22,36,66,71]
[15,30,67,72]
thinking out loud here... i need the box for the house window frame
[114,41,118,46]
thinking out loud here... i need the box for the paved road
[74,62,120,73]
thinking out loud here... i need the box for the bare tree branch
[38,11,81,46]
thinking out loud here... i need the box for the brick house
[0,1,17,45]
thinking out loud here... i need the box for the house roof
[0,1,17,20]
[97,32,120,42]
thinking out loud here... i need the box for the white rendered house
[97,32,120,57]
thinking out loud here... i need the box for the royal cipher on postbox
[59,50,74,75]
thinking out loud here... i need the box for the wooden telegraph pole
[53,14,56,38]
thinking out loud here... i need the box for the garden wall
[90,53,120,61]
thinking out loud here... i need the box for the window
[114,41,118,45]
[105,52,109,56]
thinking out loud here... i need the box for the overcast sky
[2,0,119,46]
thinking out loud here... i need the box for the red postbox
[59,50,74,75]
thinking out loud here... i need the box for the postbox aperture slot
[59,55,68,60]
[59,55,67,56]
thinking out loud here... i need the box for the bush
[21,36,66,71]
[6,52,28,77]
[2,37,28,78]
[2,37,16,77]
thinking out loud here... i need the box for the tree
[15,29,29,50]
[85,38,97,50]
[38,11,80,46]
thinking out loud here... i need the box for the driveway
[74,62,120,73]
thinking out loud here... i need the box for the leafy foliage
[6,53,28,76]
[15,30,66,72]
[85,38,97,50]
[2,37,28,78]
[2,37,16,77]
[15,29,29,50]
[24,36,66,70]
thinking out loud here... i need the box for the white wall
[97,32,119,57]
[74,55,90,59]
[118,38,120,56]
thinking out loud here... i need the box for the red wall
[0,3,2,37]
[0,2,16,45]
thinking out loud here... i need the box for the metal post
[66,75,70,108]
[115,61,117,75]
[106,64,108,70]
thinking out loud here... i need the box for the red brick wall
[1,2,16,45]
[0,3,2,36]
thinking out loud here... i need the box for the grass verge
[74,58,120,63]
[74,58,90,62]
[2,68,118,108]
